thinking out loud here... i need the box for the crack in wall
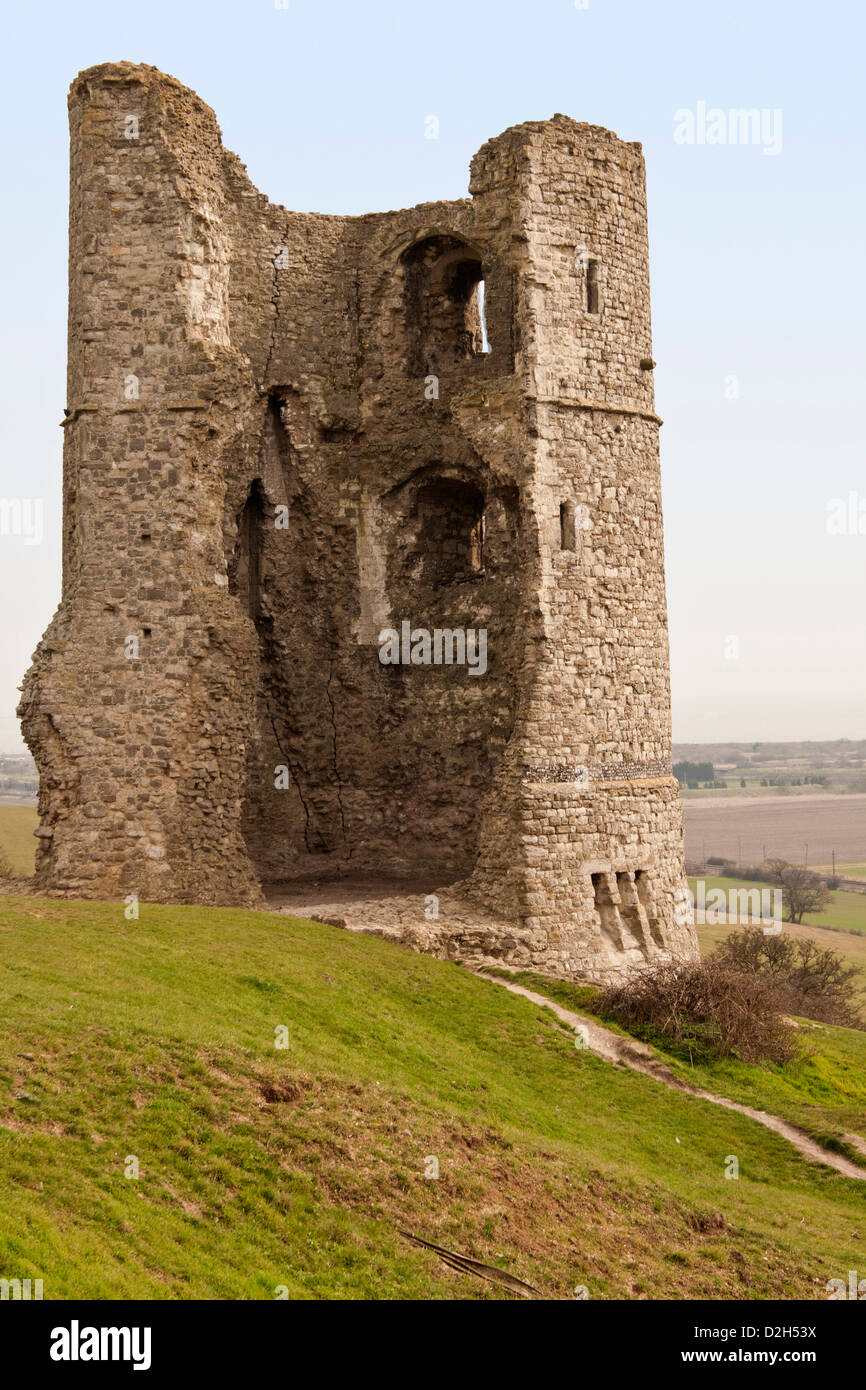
[326,658,348,846]
[350,267,364,397]
[264,696,316,856]
[262,218,291,386]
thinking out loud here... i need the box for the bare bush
[597,960,799,1065]
[712,927,863,1027]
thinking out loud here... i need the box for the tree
[711,927,862,1026]
[674,760,714,784]
[765,859,832,924]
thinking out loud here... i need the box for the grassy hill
[505,971,866,1167]
[0,894,864,1300]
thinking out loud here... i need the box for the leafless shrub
[597,959,799,1065]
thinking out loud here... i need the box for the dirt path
[476,973,866,1182]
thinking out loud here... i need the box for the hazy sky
[0,0,863,752]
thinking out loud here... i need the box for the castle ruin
[18,62,697,981]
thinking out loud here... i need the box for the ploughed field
[683,794,866,868]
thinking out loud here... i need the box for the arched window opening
[402,236,488,373]
[415,477,485,587]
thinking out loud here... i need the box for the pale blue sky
[1,0,863,751]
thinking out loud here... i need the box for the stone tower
[19,62,697,980]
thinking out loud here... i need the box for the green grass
[0,895,864,1300]
[815,862,866,880]
[509,971,866,1165]
[0,805,37,875]
[688,874,866,936]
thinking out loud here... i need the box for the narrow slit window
[586,259,599,314]
[560,500,576,551]
[230,479,266,618]
[477,279,491,354]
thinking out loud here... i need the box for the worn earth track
[475,972,866,1182]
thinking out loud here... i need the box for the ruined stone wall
[19,62,696,979]
[19,64,263,905]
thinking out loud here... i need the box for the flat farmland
[0,804,37,875]
[683,792,866,866]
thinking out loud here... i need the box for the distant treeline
[759,775,827,787]
[674,761,715,784]
[673,760,830,789]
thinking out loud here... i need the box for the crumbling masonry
[18,62,698,981]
